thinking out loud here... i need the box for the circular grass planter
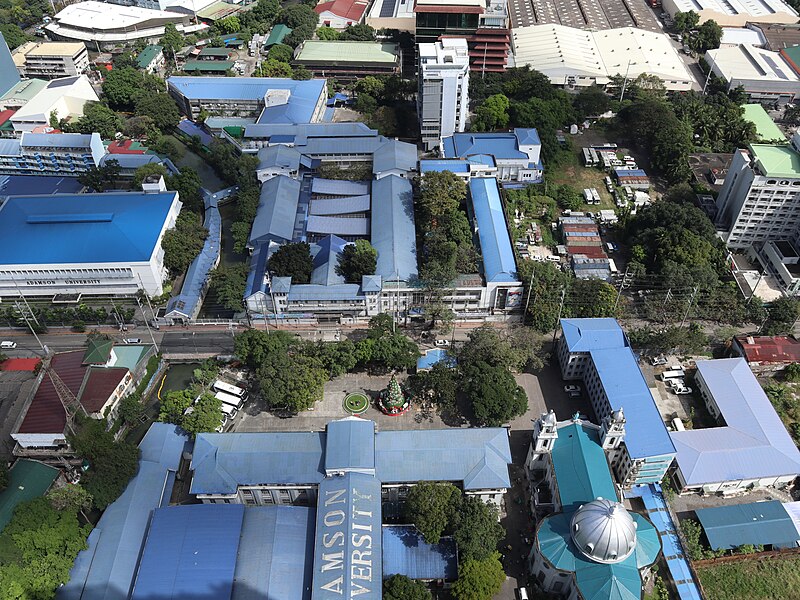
[343,392,369,415]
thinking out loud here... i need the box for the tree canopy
[68,102,123,139]
[210,264,249,312]
[404,482,461,544]
[463,361,527,427]
[383,575,432,600]
[336,240,377,283]
[161,211,208,277]
[452,496,504,562]
[452,553,505,600]
[268,242,314,283]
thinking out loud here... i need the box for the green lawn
[549,159,617,211]
[696,555,800,600]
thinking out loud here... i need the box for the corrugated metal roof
[313,473,381,600]
[19,350,87,434]
[382,526,457,581]
[286,283,363,301]
[671,358,800,486]
[131,504,244,600]
[306,215,369,236]
[371,175,417,282]
[419,159,470,173]
[443,132,528,159]
[376,428,511,490]
[21,132,96,148]
[234,506,315,600]
[249,175,301,245]
[310,195,370,215]
[264,24,292,47]
[190,432,326,495]
[734,335,800,364]
[0,459,59,532]
[0,191,178,265]
[695,501,799,550]
[257,145,301,171]
[244,122,374,140]
[590,347,676,459]
[0,175,83,198]
[312,178,370,196]
[59,423,189,600]
[560,318,628,352]
[310,235,347,286]
[79,367,128,413]
[469,177,518,283]
[372,139,417,174]
[325,417,375,474]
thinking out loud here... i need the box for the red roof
[1,358,41,372]
[567,246,608,259]
[79,367,128,414]
[735,335,800,364]
[0,109,16,127]
[18,351,87,434]
[107,140,145,155]
[562,224,599,233]
[315,0,369,21]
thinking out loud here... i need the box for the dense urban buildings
[418,39,470,151]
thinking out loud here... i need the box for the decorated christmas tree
[384,374,405,410]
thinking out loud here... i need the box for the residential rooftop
[751,143,800,178]
[295,40,398,64]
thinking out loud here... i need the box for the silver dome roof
[570,498,637,564]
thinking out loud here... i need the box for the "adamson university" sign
[314,475,381,599]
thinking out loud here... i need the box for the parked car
[650,355,667,366]
[673,386,693,395]
[123,338,142,344]
[0,341,16,349]
[564,384,581,393]
[435,339,450,347]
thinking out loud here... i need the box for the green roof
[751,143,800,178]
[742,104,785,142]
[551,423,617,511]
[183,60,235,72]
[782,46,800,70]
[83,339,113,365]
[109,344,152,372]
[294,41,398,64]
[265,24,292,47]
[196,0,242,20]
[136,45,163,69]
[0,460,59,532]
[198,47,232,57]
[0,78,48,104]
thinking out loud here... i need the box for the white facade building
[418,38,470,151]
[0,190,181,298]
[0,132,106,176]
[12,42,89,79]
[705,45,800,103]
[663,0,798,27]
[9,75,100,134]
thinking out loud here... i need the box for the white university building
[418,38,470,151]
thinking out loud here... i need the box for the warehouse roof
[668,0,797,19]
[671,358,800,486]
[469,177,518,283]
[0,191,178,265]
[371,175,418,282]
[131,504,244,600]
[50,1,188,30]
[295,41,398,64]
[560,318,628,352]
[695,501,800,550]
[707,44,800,84]
[382,526,458,581]
[59,423,189,600]
[590,347,675,460]
[0,459,59,532]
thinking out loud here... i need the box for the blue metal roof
[250,175,301,246]
[372,139,417,175]
[258,145,301,171]
[310,195,370,215]
[419,159,470,174]
[382,526,457,581]
[371,175,418,282]
[590,347,675,460]
[325,417,375,474]
[167,77,326,125]
[22,132,96,148]
[307,215,369,236]
[234,506,316,600]
[190,432,326,495]
[0,175,83,199]
[312,178,370,196]
[59,423,189,600]
[177,120,213,146]
[376,428,511,490]
[671,358,800,486]
[560,318,628,353]
[695,501,799,550]
[514,128,541,146]
[0,192,178,265]
[244,122,374,140]
[469,177,518,283]
[313,473,381,600]
[131,505,244,600]
[286,283,363,302]
[443,132,528,160]
[416,348,456,371]
[310,235,347,286]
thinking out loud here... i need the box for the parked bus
[219,402,238,419]
[213,380,246,398]
[215,390,245,410]
[660,369,685,381]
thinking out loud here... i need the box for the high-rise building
[716,133,800,251]
[418,39,470,151]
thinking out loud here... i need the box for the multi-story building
[556,318,676,486]
[441,129,543,183]
[418,39,470,151]
[12,42,89,79]
[8,75,100,134]
[292,41,400,80]
[0,132,106,176]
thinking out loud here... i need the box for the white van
[1,341,16,349]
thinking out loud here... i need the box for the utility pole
[619,60,633,102]
[662,288,673,324]
[523,264,536,319]
[680,286,699,328]
[747,271,765,305]
[15,301,46,355]
[613,267,633,311]
[552,287,566,346]
[136,296,159,353]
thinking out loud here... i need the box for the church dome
[570,498,637,564]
